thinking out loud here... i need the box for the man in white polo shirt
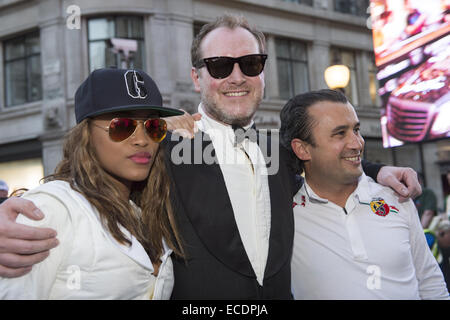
[280,89,449,300]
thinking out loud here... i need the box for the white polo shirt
[291,173,449,300]
[196,104,271,286]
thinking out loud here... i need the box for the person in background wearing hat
[280,89,448,299]
[0,180,8,204]
[0,68,187,299]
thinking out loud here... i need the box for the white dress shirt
[0,181,174,300]
[196,104,271,285]
[291,173,449,299]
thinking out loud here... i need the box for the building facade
[0,0,448,206]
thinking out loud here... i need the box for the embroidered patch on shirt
[389,205,399,214]
[370,197,399,217]
[293,196,307,208]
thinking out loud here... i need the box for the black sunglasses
[195,54,268,79]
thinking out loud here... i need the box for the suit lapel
[264,170,294,278]
[258,131,295,279]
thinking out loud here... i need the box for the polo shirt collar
[303,180,329,203]
[353,173,373,205]
[301,173,372,205]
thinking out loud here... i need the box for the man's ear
[191,67,201,93]
[291,138,311,161]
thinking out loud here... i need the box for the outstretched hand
[376,166,422,202]
[164,110,202,139]
[0,197,59,278]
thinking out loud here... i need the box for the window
[334,0,370,17]
[3,31,42,107]
[281,0,313,6]
[276,38,310,100]
[88,16,145,72]
[0,158,44,194]
[0,139,43,194]
[330,48,358,106]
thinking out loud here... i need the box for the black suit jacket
[163,131,295,299]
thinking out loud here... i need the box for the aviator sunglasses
[195,54,268,79]
[92,117,167,143]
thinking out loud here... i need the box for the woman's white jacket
[0,180,174,300]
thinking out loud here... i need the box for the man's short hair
[191,14,266,67]
[279,89,348,174]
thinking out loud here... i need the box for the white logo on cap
[124,70,147,99]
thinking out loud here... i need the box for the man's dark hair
[279,89,348,174]
[191,14,266,67]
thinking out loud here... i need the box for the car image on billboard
[370,0,450,147]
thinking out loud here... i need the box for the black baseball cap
[75,67,184,123]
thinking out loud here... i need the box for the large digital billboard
[370,0,450,147]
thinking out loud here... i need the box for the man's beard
[201,95,261,128]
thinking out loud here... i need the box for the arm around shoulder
[0,190,74,299]
[361,159,384,181]
[0,196,59,278]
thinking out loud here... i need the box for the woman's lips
[129,152,151,164]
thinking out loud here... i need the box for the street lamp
[324,64,350,91]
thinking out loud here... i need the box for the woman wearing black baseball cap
[0,68,187,299]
